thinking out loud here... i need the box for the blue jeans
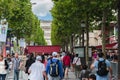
[14,70,19,80]
[0,74,6,80]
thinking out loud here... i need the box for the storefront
[96,42,117,50]
[25,45,61,54]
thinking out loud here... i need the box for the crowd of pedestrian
[0,48,118,80]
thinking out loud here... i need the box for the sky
[30,0,53,21]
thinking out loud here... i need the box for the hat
[36,56,42,61]
[52,52,58,56]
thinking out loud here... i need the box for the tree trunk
[65,36,69,52]
[79,34,82,46]
[117,0,120,79]
[16,38,19,46]
[102,11,106,56]
[85,13,89,65]
[70,34,74,53]
[65,43,68,52]
[82,29,85,46]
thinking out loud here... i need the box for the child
[79,64,90,80]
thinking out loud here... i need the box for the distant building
[40,20,52,45]
[74,30,102,47]
[89,30,102,46]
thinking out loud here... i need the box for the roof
[96,42,117,49]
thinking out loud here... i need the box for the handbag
[73,58,79,67]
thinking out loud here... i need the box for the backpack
[97,59,109,76]
[49,59,59,77]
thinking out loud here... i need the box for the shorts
[63,65,70,71]
[75,65,81,71]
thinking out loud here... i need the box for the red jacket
[63,55,71,66]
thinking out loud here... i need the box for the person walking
[79,64,90,80]
[91,52,112,80]
[28,56,48,80]
[63,52,71,79]
[72,54,81,78]
[0,54,8,80]
[46,52,63,80]
[12,53,22,80]
[25,53,35,75]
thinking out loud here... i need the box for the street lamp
[81,21,89,65]
[81,21,85,46]
[81,21,87,64]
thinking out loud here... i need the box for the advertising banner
[0,19,8,42]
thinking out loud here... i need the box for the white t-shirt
[28,61,45,80]
[73,57,81,65]
[0,60,7,74]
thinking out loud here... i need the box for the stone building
[40,20,52,45]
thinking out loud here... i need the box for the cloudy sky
[30,0,53,21]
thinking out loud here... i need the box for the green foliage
[51,0,117,46]
[0,0,46,45]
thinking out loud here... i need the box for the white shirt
[8,61,13,69]
[73,57,81,65]
[0,60,7,74]
[28,61,45,80]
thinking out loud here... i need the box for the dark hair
[82,64,88,70]
[29,53,34,59]
[98,52,104,58]
[113,55,118,60]
[76,54,78,57]
[89,74,96,80]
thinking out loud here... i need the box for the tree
[117,0,120,79]
[0,0,46,45]
[51,0,83,50]
[51,0,117,65]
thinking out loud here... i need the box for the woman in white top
[0,54,8,80]
[73,54,81,78]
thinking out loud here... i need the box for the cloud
[31,0,53,17]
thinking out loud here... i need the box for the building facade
[40,20,52,45]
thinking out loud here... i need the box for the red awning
[27,45,61,54]
[96,43,117,49]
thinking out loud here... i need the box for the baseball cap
[36,56,42,61]
[52,52,58,56]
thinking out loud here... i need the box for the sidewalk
[6,70,77,80]
[6,70,28,80]
[63,69,79,80]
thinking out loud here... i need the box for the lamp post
[81,21,87,64]
[81,21,85,46]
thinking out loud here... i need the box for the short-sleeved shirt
[28,61,45,80]
[73,57,81,65]
[12,58,21,70]
[93,58,111,80]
